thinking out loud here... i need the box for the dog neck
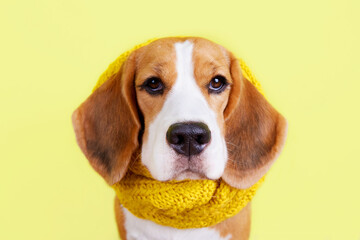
[115,197,252,240]
[112,158,263,229]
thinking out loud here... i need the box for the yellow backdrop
[1,0,359,239]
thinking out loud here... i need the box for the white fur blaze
[123,208,232,240]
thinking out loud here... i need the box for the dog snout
[166,122,211,156]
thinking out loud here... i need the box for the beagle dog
[72,37,287,240]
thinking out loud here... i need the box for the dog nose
[166,122,211,156]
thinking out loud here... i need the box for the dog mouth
[170,154,211,181]
[173,169,207,181]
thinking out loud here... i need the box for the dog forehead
[135,37,229,69]
[136,38,177,66]
[191,38,230,65]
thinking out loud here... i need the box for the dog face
[135,38,231,181]
[72,37,287,188]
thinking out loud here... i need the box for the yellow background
[1,0,359,239]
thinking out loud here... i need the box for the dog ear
[222,54,287,189]
[72,53,140,185]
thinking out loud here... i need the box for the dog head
[72,37,287,189]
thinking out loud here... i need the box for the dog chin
[173,170,207,181]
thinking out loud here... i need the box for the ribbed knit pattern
[92,38,266,229]
[113,160,264,229]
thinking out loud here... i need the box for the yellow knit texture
[93,38,265,229]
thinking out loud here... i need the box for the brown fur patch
[211,203,252,240]
[134,38,178,144]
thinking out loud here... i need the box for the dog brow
[207,60,228,76]
[152,63,166,75]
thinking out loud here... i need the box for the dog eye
[142,77,164,95]
[208,75,228,93]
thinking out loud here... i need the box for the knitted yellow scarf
[93,38,265,229]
